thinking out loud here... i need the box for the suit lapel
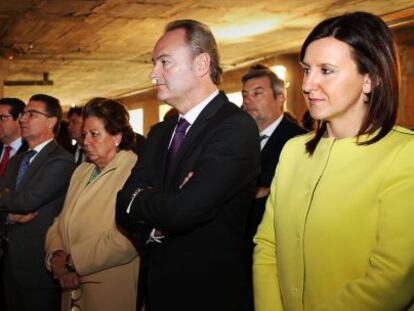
[16,140,28,154]
[260,117,287,161]
[165,92,227,186]
[159,116,179,183]
[20,140,57,188]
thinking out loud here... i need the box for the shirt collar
[31,138,54,154]
[180,89,219,125]
[260,115,284,138]
[8,137,23,152]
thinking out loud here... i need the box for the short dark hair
[0,97,25,120]
[300,12,399,155]
[29,94,62,135]
[165,19,223,85]
[82,97,135,151]
[68,106,82,118]
[241,64,285,98]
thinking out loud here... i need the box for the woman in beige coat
[46,98,139,311]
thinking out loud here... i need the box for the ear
[193,52,211,78]
[112,133,122,147]
[362,74,372,94]
[48,117,57,132]
[276,92,286,105]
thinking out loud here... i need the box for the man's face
[68,113,83,142]
[19,100,56,145]
[150,28,198,108]
[0,105,20,145]
[242,76,283,131]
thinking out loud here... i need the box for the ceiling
[1,0,414,108]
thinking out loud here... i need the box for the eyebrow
[300,61,338,69]
[151,53,170,62]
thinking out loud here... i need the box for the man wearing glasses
[0,97,28,311]
[0,94,75,311]
[0,98,28,177]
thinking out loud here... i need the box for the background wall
[117,24,414,135]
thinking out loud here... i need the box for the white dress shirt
[260,115,283,150]
[0,137,23,161]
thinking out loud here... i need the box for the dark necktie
[260,134,268,142]
[165,118,190,172]
[0,146,12,176]
[76,148,84,166]
[15,150,37,190]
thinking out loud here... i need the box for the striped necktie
[165,118,190,172]
[15,150,37,190]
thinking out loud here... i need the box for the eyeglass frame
[19,109,52,119]
[0,114,13,122]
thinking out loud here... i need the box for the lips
[307,97,324,105]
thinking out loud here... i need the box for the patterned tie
[15,150,37,190]
[0,146,12,176]
[260,134,268,142]
[165,118,190,172]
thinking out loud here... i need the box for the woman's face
[301,37,371,133]
[82,116,121,170]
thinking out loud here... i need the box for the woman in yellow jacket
[46,98,139,311]
[253,12,414,311]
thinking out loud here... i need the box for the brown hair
[300,12,399,155]
[241,64,285,98]
[83,98,135,150]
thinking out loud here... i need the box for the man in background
[0,97,28,311]
[67,106,85,165]
[0,98,28,176]
[0,94,75,311]
[242,64,307,247]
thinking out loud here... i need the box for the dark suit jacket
[0,139,28,251]
[117,92,260,311]
[133,132,146,157]
[0,140,75,289]
[247,116,307,244]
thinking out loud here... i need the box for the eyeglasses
[0,114,13,122]
[19,109,51,119]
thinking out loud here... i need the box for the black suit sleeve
[0,156,75,214]
[119,112,260,234]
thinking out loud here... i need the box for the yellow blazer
[254,127,414,311]
[46,150,139,311]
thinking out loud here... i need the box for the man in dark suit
[0,98,28,176]
[67,106,85,165]
[241,64,307,246]
[0,97,28,310]
[0,94,75,311]
[116,20,260,311]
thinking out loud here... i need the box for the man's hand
[8,211,38,224]
[255,187,270,199]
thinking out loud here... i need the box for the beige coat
[46,150,139,311]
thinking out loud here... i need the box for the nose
[302,72,318,95]
[242,94,252,108]
[19,113,28,124]
[149,63,159,82]
[83,134,91,147]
